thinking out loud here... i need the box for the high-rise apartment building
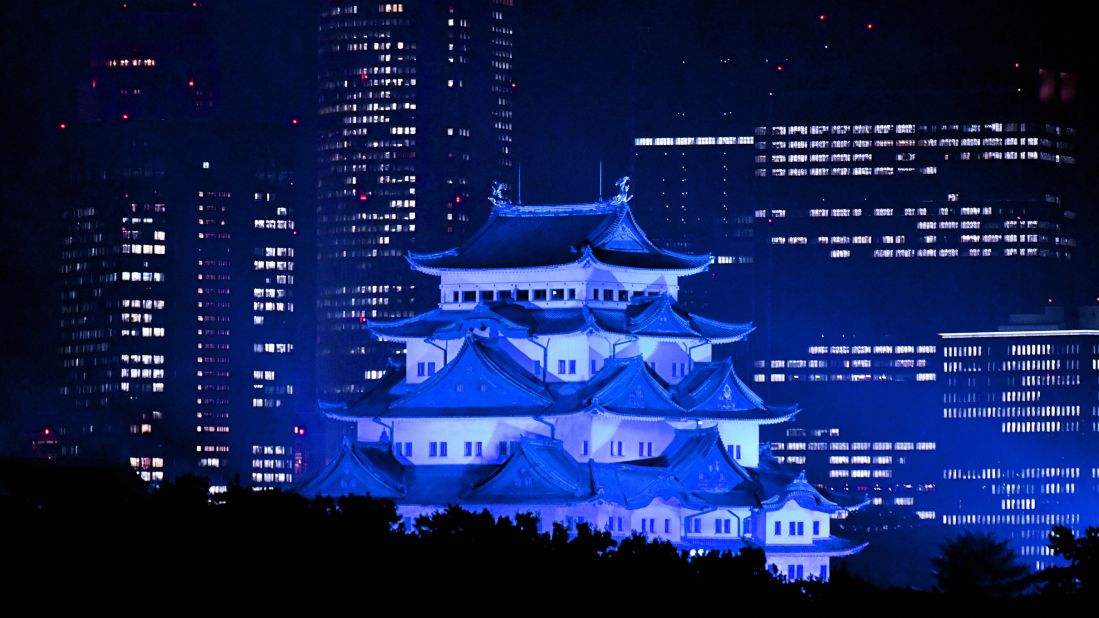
[56,4,309,489]
[317,0,515,399]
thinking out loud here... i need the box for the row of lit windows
[755,373,936,382]
[760,167,939,177]
[829,470,893,478]
[944,405,1081,418]
[121,244,165,255]
[992,483,1075,495]
[254,260,294,272]
[253,301,294,312]
[251,473,292,484]
[253,343,294,353]
[766,359,928,369]
[120,368,164,379]
[1002,421,1077,433]
[254,219,295,230]
[828,456,895,465]
[121,354,164,365]
[119,381,163,392]
[774,441,934,452]
[120,271,164,282]
[944,467,1080,480]
[943,514,1080,526]
[122,327,165,337]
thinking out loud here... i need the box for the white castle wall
[716,422,760,468]
[387,417,549,465]
[438,265,681,310]
[755,501,832,546]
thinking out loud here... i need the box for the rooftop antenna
[598,160,603,201]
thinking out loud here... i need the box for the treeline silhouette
[4,474,1096,605]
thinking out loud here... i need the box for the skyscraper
[626,3,1089,517]
[316,0,515,400]
[56,3,310,489]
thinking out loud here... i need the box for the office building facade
[317,0,515,399]
[56,3,308,489]
[940,308,1099,568]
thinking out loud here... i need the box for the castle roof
[759,471,864,515]
[296,437,405,499]
[673,358,799,423]
[298,432,767,511]
[387,334,554,418]
[323,336,792,424]
[465,437,592,504]
[754,450,870,512]
[744,537,870,557]
[369,297,752,344]
[583,357,684,416]
[407,201,711,275]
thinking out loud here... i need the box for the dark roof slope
[408,201,710,273]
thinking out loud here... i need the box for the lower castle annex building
[299,181,867,579]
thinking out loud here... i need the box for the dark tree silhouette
[931,531,1029,597]
[1042,525,1099,596]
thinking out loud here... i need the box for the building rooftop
[407,199,711,274]
[368,296,753,344]
[322,335,796,424]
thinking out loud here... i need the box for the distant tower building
[940,307,1099,569]
[56,4,308,489]
[316,0,516,400]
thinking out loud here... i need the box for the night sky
[0,1,1092,449]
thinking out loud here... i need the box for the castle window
[481,290,495,301]
[462,291,476,302]
[417,362,426,377]
[582,440,589,456]
[551,288,564,300]
[569,360,576,374]
[498,289,511,301]
[568,289,577,299]
[516,289,530,301]
[813,521,820,535]
[591,288,600,300]
[533,289,547,301]
[618,290,629,301]
[427,362,436,375]
[774,521,782,535]
[451,291,459,302]
[603,289,614,301]
[664,519,671,533]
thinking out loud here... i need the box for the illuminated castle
[301,179,867,580]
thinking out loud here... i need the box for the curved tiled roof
[407,201,711,274]
[368,297,752,344]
